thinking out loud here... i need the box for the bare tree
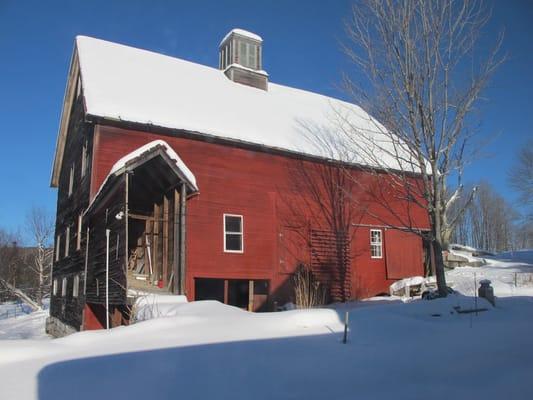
[508,140,533,208]
[339,0,503,295]
[25,207,54,306]
[277,124,371,302]
[451,181,520,252]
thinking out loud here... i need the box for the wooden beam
[162,195,169,287]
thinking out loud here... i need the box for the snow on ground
[0,300,50,340]
[0,253,532,399]
[0,310,50,340]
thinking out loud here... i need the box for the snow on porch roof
[85,140,198,215]
[51,35,419,187]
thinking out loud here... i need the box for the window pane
[225,216,242,233]
[225,234,242,251]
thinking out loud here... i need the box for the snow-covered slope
[1,254,532,399]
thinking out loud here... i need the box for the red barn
[47,30,429,335]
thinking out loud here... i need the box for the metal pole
[343,311,349,344]
[106,228,110,330]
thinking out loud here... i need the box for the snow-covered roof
[220,28,263,46]
[51,35,420,187]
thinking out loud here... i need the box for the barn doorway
[194,278,270,311]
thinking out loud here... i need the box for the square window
[224,214,243,252]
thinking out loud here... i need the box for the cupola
[219,29,268,90]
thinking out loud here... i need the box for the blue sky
[0,0,531,242]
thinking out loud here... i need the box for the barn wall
[92,124,429,303]
[50,93,94,330]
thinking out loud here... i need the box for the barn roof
[51,35,417,187]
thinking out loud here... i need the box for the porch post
[179,183,187,295]
[173,189,180,294]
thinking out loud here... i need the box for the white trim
[52,279,58,296]
[223,214,244,253]
[370,229,383,259]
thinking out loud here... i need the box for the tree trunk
[432,239,448,297]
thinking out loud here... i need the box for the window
[370,229,383,258]
[76,214,82,251]
[238,41,257,69]
[73,275,79,298]
[224,214,243,253]
[52,279,58,296]
[65,226,70,257]
[68,163,74,196]
[55,235,61,262]
[61,277,67,297]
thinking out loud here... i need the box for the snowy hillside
[0,253,532,400]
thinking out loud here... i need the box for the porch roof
[85,140,198,216]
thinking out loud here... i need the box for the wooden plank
[162,195,169,287]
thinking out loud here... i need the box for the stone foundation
[45,316,77,338]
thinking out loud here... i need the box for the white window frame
[76,214,82,251]
[81,141,87,178]
[68,163,74,197]
[370,229,383,259]
[73,275,79,298]
[55,234,61,262]
[65,226,70,258]
[61,277,67,297]
[52,278,58,296]
[223,214,244,253]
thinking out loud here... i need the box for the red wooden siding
[91,124,429,301]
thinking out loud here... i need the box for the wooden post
[163,195,169,287]
[124,172,129,288]
[153,203,160,283]
[224,279,229,304]
[179,184,187,295]
[248,280,254,311]
[173,189,180,294]
[83,226,90,295]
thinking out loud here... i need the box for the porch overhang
[84,140,198,217]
